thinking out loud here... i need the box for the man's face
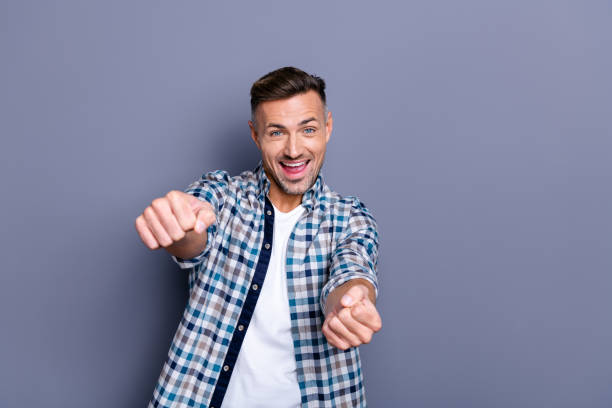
[249,90,332,198]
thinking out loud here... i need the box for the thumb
[340,284,368,308]
[191,201,216,234]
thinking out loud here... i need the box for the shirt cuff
[171,224,215,269]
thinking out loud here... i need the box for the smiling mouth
[280,160,310,177]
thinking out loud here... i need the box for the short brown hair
[250,66,326,121]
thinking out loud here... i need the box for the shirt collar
[254,160,324,211]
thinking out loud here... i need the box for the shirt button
[223,365,230,372]
[264,243,270,250]
[252,283,259,291]
[266,209,272,216]
[238,324,244,331]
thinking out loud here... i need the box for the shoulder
[185,169,231,201]
[190,167,264,210]
[233,167,260,190]
[320,184,376,221]
[197,169,232,184]
[192,168,257,191]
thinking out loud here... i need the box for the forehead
[256,90,325,125]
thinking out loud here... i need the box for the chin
[278,182,308,196]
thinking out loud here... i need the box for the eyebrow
[266,117,318,129]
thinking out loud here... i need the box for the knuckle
[166,190,180,200]
[374,319,382,332]
[350,307,364,319]
[143,206,155,219]
[339,308,351,320]
[151,197,166,210]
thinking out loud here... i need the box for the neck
[267,184,303,213]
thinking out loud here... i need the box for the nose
[283,132,302,158]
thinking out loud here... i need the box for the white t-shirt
[222,202,305,408]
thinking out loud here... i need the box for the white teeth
[282,161,306,167]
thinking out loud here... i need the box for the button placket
[209,196,275,407]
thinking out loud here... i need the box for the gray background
[1,1,611,407]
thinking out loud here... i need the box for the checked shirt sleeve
[320,198,380,315]
[171,170,230,269]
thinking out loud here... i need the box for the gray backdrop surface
[1,1,611,407]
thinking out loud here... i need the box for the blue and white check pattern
[149,161,379,408]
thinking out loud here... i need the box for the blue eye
[304,128,315,134]
[270,131,282,136]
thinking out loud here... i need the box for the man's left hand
[322,281,382,350]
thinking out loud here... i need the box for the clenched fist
[135,190,216,258]
[322,280,382,351]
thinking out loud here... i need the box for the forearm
[165,229,208,260]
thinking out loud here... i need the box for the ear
[249,120,261,150]
[325,110,333,143]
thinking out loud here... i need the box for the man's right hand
[134,190,216,259]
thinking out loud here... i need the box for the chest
[211,204,343,293]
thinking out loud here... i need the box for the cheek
[311,142,327,158]
[261,144,280,159]
[305,138,326,153]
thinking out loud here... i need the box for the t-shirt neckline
[271,201,305,218]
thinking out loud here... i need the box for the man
[135,67,382,408]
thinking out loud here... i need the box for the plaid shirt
[149,161,379,408]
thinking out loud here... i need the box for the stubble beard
[266,156,324,196]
